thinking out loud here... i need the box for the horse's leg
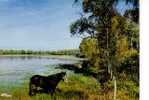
[29,83,37,96]
[49,88,56,99]
[50,91,56,100]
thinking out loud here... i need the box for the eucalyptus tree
[70,0,139,99]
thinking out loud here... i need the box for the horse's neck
[48,73,61,77]
[48,74,62,81]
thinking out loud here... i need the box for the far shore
[0,54,87,61]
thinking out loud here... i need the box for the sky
[0,0,82,50]
[0,0,130,51]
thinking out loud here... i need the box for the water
[0,56,78,89]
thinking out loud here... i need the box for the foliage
[0,49,79,56]
[70,0,139,99]
[117,79,139,98]
[79,37,100,69]
[80,37,98,58]
[116,36,129,62]
[123,19,139,49]
[119,49,139,83]
[124,8,139,23]
[71,0,139,76]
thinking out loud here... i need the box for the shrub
[118,49,139,83]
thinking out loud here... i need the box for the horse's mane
[47,72,65,79]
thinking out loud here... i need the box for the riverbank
[0,56,138,100]
[0,73,138,100]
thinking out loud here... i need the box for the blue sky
[0,0,130,51]
[0,0,82,50]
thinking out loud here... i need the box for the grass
[0,74,139,100]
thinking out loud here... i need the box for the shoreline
[0,54,87,61]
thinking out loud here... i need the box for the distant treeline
[0,49,80,56]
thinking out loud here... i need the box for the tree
[70,0,139,100]
[79,37,100,71]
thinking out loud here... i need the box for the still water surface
[0,56,78,88]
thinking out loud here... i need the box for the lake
[0,55,79,91]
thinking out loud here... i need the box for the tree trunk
[113,76,117,100]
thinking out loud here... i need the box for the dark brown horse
[29,72,66,96]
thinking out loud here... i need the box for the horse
[29,72,66,96]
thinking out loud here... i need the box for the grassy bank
[0,74,138,100]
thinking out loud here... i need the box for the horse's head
[60,71,66,76]
[59,71,68,82]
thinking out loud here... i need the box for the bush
[118,49,139,83]
[79,37,100,70]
